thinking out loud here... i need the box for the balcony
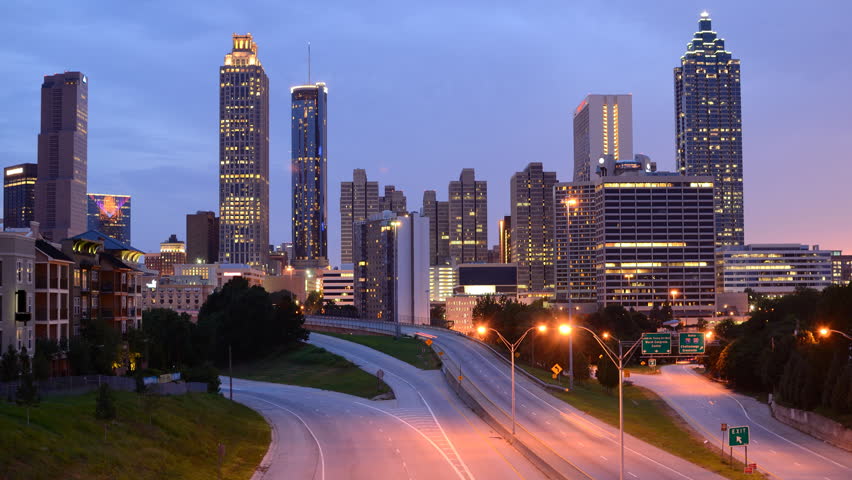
[101,283,114,293]
[15,312,31,322]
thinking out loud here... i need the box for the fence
[0,375,208,400]
[304,315,450,336]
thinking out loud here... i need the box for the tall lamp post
[819,327,852,341]
[563,197,578,390]
[569,326,641,480]
[477,324,547,435]
[669,289,679,321]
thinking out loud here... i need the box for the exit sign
[641,333,671,355]
[678,332,706,354]
[728,426,750,446]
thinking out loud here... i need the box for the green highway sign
[728,426,750,446]
[641,333,671,355]
[679,332,706,354]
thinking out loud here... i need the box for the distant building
[448,169,488,264]
[186,211,219,264]
[87,194,131,244]
[720,244,836,297]
[573,94,633,182]
[380,185,407,216]
[140,275,215,321]
[340,169,379,264]
[36,72,88,242]
[510,163,557,293]
[428,265,457,303]
[219,33,270,269]
[421,190,450,265]
[676,13,744,246]
[3,164,37,230]
[145,234,186,276]
[834,254,852,285]
[321,269,354,307]
[353,212,429,325]
[498,216,511,263]
[291,82,329,269]
[446,264,518,335]
[173,263,264,288]
[34,239,74,346]
[555,155,716,316]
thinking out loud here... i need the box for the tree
[94,384,116,420]
[68,336,93,375]
[596,357,619,392]
[32,352,51,381]
[16,373,39,425]
[304,290,323,315]
[0,345,20,382]
[142,309,198,370]
[830,366,852,414]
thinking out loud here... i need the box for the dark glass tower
[675,13,743,246]
[3,163,37,230]
[291,82,328,268]
[218,34,270,269]
[87,193,131,244]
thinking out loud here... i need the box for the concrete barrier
[770,402,852,452]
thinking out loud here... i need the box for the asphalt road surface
[630,364,852,480]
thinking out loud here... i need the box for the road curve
[630,364,852,480]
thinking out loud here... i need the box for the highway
[630,364,852,480]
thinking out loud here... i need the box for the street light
[477,324,548,435]
[571,325,640,480]
[563,197,578,390]
[669,289,679,321]
[818,327,852,341]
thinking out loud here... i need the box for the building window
[74,268,80,286]
[73,297,80,315]
[17,261,22,282]
[27,262,32,284]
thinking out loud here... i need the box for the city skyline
[2,1,851,265]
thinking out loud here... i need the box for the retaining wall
[770,402,852,452]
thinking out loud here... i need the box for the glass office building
[87,193,131,244]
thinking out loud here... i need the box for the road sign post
[721,423,727,454]
[648,358,656,371]
[728,426,750,469]
[641,333,671,355]
[678,332,706,354]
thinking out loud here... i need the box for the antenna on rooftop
[308,42,311,84]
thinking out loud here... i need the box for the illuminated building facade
[340,169,379,264]
[353,212,429,325]
[291,82,328,269]
[3,163,37,230]
[554,182,597,305]
[675,13,744,246]
[380,185,407,215]
[573,94,633,182]
[428,265,456,303]
[145,234,186,276]
[498,215,511,263]
[36,72,88,242]
[449,169,488,264]
[219,34,270,269]
[186,211,219,264]
[720,244,836,297]
[510,163,557,293]
[421,190,450,265]
[87,193,131,244]
[321,269,354,306]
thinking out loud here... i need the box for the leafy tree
[68,336,93,375]
[81,317,122,375]
[142,309,198,370]
[182,364,221,393]
[1,345,20,382]
[830,366,852,414]
[596,356,619,392]
[304,290,324,315]
[16,373,39,425]
[94,384,116,420]
[430,304,446,321]
[32,352,51,381]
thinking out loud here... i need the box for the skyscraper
[421,190,450,266]
[448,168,488,264]
[35,72,88,242]
[510,163,557,292]
[573,94,633,182]
[87,193,131,244]
[186,211,219,264]
[380,185,407,215]
[291,82,328,268]
[219,33,270,269]
[340,169,379,264]
[675,13,744,246]
[498,215,511,263]
[3,164,37,230]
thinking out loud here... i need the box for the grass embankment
[231,342,393,399]
[324,332,442,370]
[520,363,766,480]
[0,391,268,480]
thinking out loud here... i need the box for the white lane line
[355,401,469,480]
[629,472,638,478]
[240,394,325,480]
[680,367,850,470]
[600,455,608,461]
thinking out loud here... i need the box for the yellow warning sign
[551,364,563,375]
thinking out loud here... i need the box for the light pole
[819,327,852,341]
[477,324,547,435]
[572,326,641,480]
[563,197,578,390]
[669,289,679,322]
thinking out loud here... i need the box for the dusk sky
[2,0,850,265]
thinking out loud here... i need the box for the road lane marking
[239,395,325,480]
[600,455,608,461]
[628,472,638,478]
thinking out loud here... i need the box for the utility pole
[229,345,233,401]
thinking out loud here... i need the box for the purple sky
[2,0,850,265]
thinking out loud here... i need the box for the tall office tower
[4,164,37,230]
[448,168,488,264]
[35,72,88,242]
[675,13,743,246]
[498,216,511,263]
[421,190,450,265]
[353,212,429,325]
[553,183,596,305]
[219,34,270,269]
[573,94,633,182]
[186,211,219,264]
[510,163,557,292]
[144,234,186,276]
[86,194,131,244]
[380,185,407,215]
[291,82,328,268]
[340,169,379,264]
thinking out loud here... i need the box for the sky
[2,0,850,266]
